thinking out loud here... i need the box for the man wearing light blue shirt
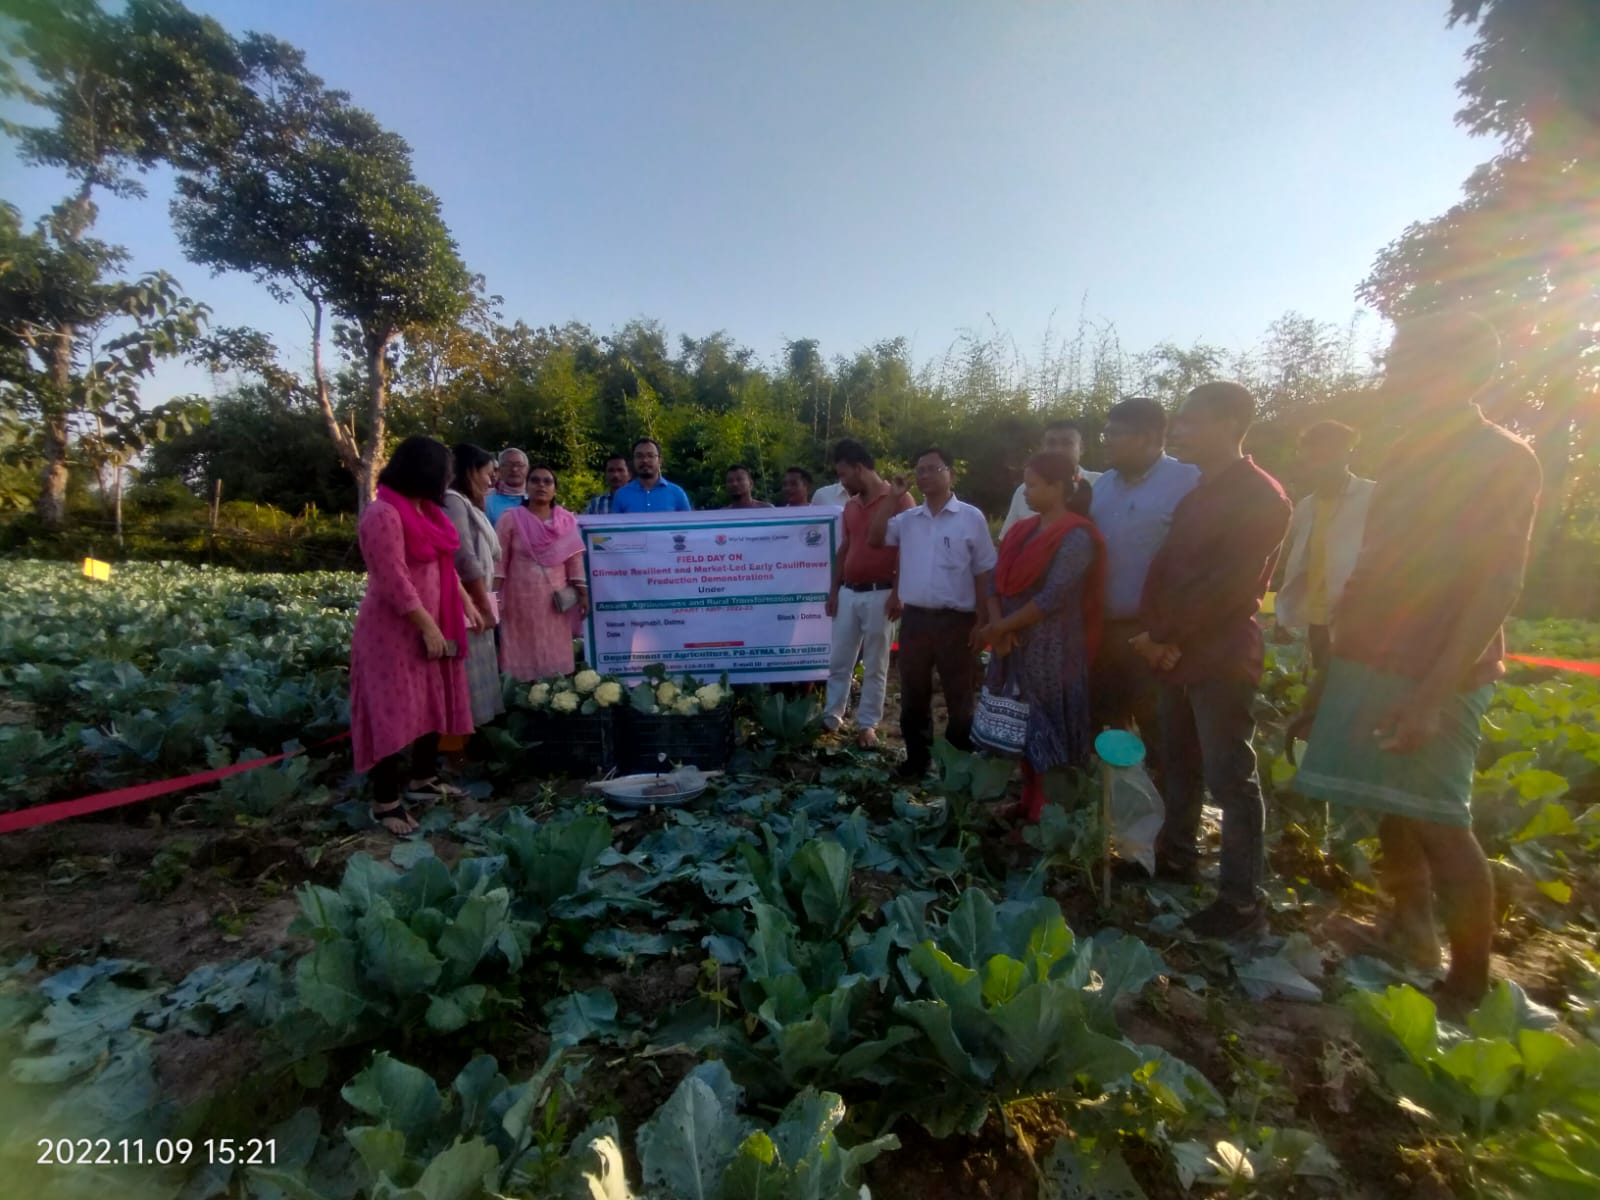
[484,447,529,527]
[1089,398,1200,735]
[611,438,693,514]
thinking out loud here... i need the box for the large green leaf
[411,1137,499,1200]
[722,1086,900,1200]
[452,1056,508,1136]
[293,941,366,1030]
[1348,985,1439,1064]
[435,890,512,983]
[359,915,444,997]
[790,839,853,936]
[345,1125,408,1185]
[342,1052,443,1138]
[636,1061,750,1200]
[424,986,488,1034]
[892,998,991,1085]
[20,974,164,1052]
[339,853,400,912]
[389,856,458,921]
[547,987,621,1048]
[1090,932,1167,1011]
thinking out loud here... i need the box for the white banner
[578,507,843,682]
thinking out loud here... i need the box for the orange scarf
[995,512,1107,660]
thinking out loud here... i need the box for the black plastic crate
[616,706,735,772]
[508,708,616,776]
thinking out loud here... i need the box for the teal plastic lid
[1095,729,1146,769]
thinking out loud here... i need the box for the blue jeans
[1156,678,1265,907]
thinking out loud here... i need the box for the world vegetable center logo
[804,527,823,547]
[589,534,646,553]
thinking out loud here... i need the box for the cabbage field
[0,560,1597,1200]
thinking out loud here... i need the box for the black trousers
[898,606,978,772]
[1308,624,1333,672]
[1091,618,1161,741]
[370,733,440,807]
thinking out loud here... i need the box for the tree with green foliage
[0,0,235,525]
[1360,0,1600,553]
[169,31,471,507]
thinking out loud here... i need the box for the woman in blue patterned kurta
[978,452,1106,820]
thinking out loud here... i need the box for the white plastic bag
[1107,763,1163,874]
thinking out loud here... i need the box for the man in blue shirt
[484,448,529,527]
[1089,398,1200,737]
[611,438,693,513]
[585,454,633,515]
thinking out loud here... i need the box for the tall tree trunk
[113,458,124,548]
[358,332,394,512]
[34,327,75,529]
[307,296,362,505]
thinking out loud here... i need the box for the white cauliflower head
[695,683,724,711]
[551,689,581,714]
[593,680,623,707]
[528,682,551,707]
[573,669,601,694]
[672,697,700,717]
[655,681,680,706]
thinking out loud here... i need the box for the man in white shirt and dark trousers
[869,447,998,781]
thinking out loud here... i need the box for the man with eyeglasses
[1089,399,1200,738]
[868,447,997,781]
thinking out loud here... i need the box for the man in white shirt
[999,420,1101,538]
[485,448,529,526]
[1275,421,1375,669]
[812,476,849,506]
[868,447,998,780]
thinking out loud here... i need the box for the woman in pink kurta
[351,437,478,834]
[496,464,588,681]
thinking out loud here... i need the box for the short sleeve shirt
[841,490,915,586]
[885,496,999,611]
[611,478,693,514]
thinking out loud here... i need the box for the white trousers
[824,586,895,730]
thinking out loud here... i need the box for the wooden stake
[1101,766,1114,906]
[210,478,222,531]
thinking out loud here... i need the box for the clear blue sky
[2,0,1487,399]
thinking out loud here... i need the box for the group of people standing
[347,308,1539,1009]
[819,310,1539,1010]
[348,433,815,834]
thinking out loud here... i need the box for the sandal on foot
[372,801,419,836]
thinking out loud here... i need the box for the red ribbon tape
[0,733,350,835]
[1507,654,1600,677]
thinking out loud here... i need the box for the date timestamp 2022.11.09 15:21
[37,1137,276,1167]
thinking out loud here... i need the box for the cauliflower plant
[672,697,700,717]
[573,669,602,694]
[528,682,551,708]
[656,681,680,707]
[695,683,724,711]
[551,689,581,714]
[593,680,623,707]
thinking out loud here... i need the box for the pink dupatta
[376,484,467,646]
[506,503,584,566]
[505,504,585,633]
